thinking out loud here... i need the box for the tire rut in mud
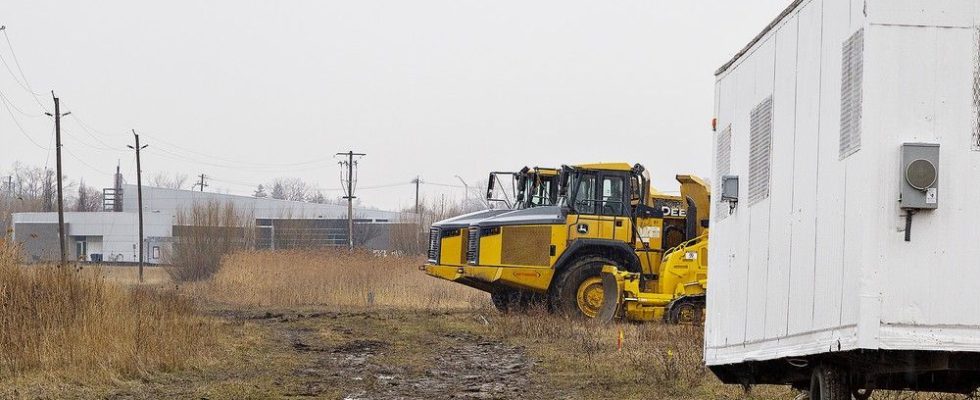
[272,312,534,399]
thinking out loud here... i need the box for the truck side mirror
[486,174,496,201]
[721,175,739,213]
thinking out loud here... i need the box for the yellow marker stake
[617,327,625,352]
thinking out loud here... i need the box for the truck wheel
[491,290,545,313]
[666,296,706,325]
[551,256,618,319]
[808,365,849,400]
[490,290,519,313]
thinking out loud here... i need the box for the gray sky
[2,0,789,211]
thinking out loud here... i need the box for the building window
[152,246,160,259]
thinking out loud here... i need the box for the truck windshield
[520,174,557,208]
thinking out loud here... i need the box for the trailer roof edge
[715,0,807,77]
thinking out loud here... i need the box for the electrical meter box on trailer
[707,0,980,393]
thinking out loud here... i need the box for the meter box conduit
[707,0,980,397]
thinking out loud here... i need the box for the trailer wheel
[551,256,617,319]
[851,388,873,400]
[808,365,849,400]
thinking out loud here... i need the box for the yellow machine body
[423,162,711,322]
[598,234,708,323]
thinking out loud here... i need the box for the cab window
[600,176,625,216]
[573,174,597,214]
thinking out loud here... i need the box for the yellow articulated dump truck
[424,167,560,276]
[423,162,710,323]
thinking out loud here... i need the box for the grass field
[0,243,969,399]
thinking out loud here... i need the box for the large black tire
[490,289,520,313]
[550,256,618,319]
[666,296,706,325]
[808,365,850,400]
[490,289,544,313]
[851,388,873,400]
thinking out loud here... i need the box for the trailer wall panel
[786,1,823,338]
[763,15,801,340]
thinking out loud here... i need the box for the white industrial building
[12,181,411,264]
[13,212,173,264]
[121,184,401,222]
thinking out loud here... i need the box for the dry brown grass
[94,265,171,286]
[0,239,216,382]
[483,307,780,399]
[196,249,488,310]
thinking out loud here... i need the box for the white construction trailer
[707,0,980,397]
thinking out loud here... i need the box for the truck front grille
[466,227,480,264]
[427,228,441,263]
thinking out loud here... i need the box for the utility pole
[128,130,148,283]
[412,176,421,215]
[45,93,70,266]
[194,173,208,192]
[410,176,422,249]
[336,150,365,250]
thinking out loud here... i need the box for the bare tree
[151,172,189,190]
[268,178,310,202]
[41,169,55,212]
[74,180,103,212]
[282,178,310,202]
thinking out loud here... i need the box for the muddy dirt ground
[5,309,563,399]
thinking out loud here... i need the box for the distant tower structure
[103,163,125,212]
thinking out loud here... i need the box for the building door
[75,239,87,262]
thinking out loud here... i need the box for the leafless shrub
[166,201,253,282]
[151,172,189,190]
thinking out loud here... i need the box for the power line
[65,115,125,151]
[1,87,49,150]
[141,131,340,168]
[0,88,41,117]
[422,181,466,189]
[0,26,49,112]
[63,147,112,175]
[61,129,124,153]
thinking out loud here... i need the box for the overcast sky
[2,0,789,211]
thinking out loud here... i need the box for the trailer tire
[551,256,618,319]
[808,365,849,400]
[851,389,873,400]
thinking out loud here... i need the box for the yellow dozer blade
[597,265,624,324]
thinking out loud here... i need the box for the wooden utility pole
[412,176,421,215]
[46,93,70,266]
[128,131,148,283]
[336,151,365,251]
[194,173,208,192]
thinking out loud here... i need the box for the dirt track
[264,311,535,399]
[2,308,792,399]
